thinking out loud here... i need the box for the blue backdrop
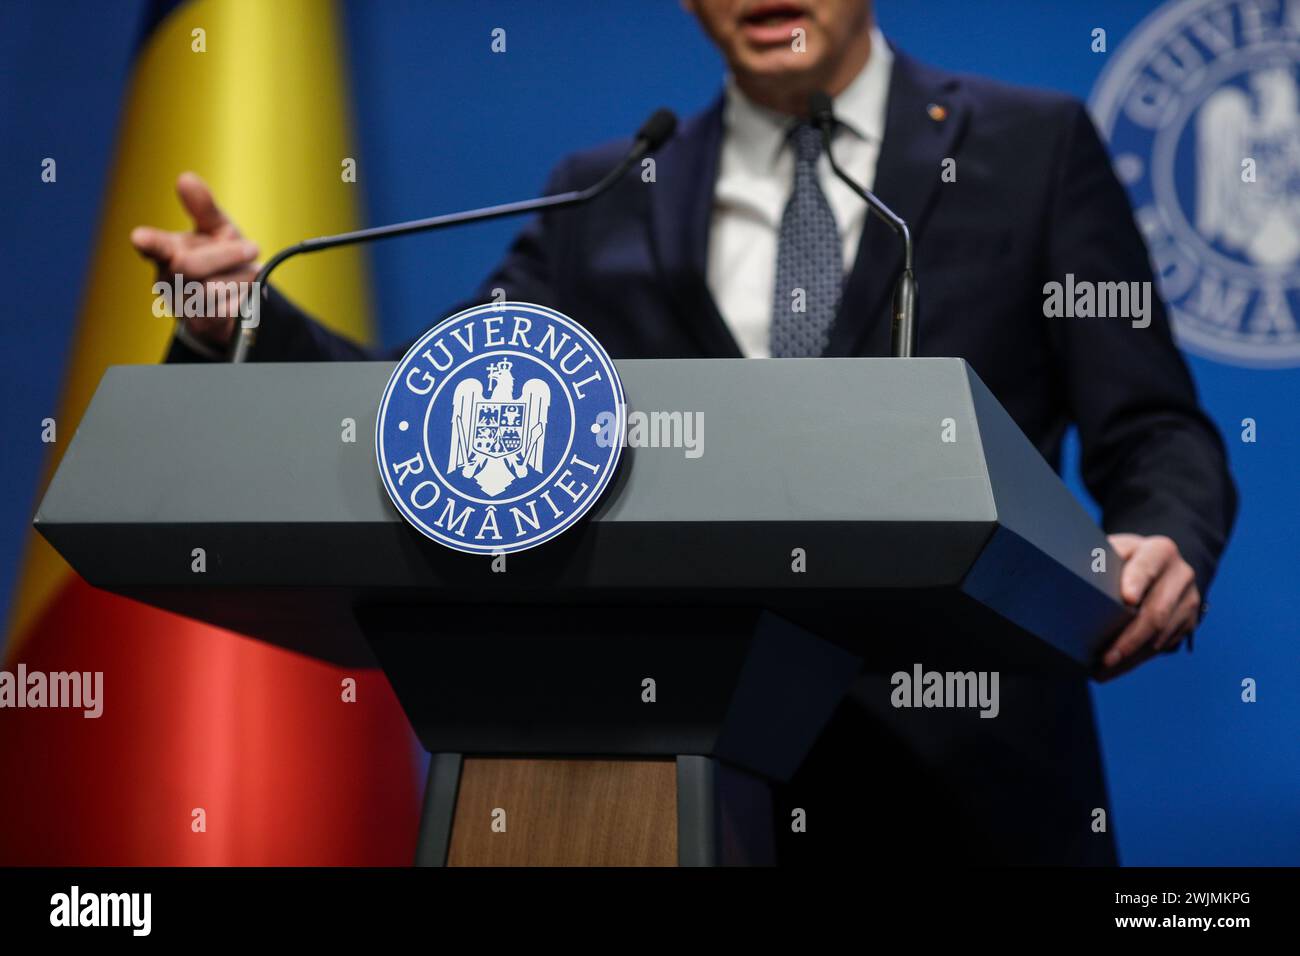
[1,0,1295,865]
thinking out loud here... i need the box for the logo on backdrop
[1091,0,1300,366]
[376,302,625,553]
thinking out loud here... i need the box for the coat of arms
[1197,66,1300,267]
[448,358,551,496]
[1091,0,1300,365]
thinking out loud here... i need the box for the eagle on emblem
[1197,66,1300,267]
[448,358,551,497]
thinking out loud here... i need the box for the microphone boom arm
[814,118,918,358]
[232,136,655,362]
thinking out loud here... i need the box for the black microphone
[231,108,679,362]
[808,91,917,358]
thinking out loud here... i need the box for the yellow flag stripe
[6,0,373,656]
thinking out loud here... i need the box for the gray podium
[35,358,1129,866]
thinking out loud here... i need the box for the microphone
[807,91,917,358]
[230,108,679,362]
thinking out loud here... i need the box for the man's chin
[733,46,825,84]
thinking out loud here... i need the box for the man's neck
[734,28,875,117]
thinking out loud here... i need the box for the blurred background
[0,0,1295,865]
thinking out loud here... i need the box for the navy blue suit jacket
[181,50,1235,596]
[168,47,1238,863]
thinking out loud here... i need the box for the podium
[35,357,1129,865]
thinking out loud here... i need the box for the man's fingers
[1095,642,1158,683]
[172,238,259,279]
[1102,565,1191,667]
[1098,533,1201,678]
[1101,610,1157,669]
[176,171,232,235]
[1117,535,1177,606]
[129,226,178,263]
[132,218,256,280]
[1107,533,1144,561]
[1139,560,1196,646]
[1155,587,1201,651]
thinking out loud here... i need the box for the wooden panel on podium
[446,758,677,867]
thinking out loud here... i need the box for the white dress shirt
[706,27,893,358]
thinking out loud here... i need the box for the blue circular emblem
[1091,0,1300,366]
[376,302,626,553]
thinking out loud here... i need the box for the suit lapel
[827,50,968,356]
[647,97,744,358]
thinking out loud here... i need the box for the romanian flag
[0,0,420,864]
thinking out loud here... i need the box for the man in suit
[131,0,1236,864]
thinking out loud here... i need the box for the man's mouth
[740,2,810,45]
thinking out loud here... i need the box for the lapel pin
[927,103,948,122]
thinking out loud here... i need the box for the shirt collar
[721,24,893,165]
[832,25,892,143]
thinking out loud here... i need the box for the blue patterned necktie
[769,123,843,358]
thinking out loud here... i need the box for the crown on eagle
[486,358,513,378]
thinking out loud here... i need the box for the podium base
[415,754,774,866]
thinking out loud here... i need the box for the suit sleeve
[1044,101,1237,595]
[164,285,379,362]
[165,156,576,364]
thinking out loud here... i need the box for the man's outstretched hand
[130,171,260,350]
[1096,533,1202,681]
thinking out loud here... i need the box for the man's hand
[1096,533,1201,681]
[129,172,260,350]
